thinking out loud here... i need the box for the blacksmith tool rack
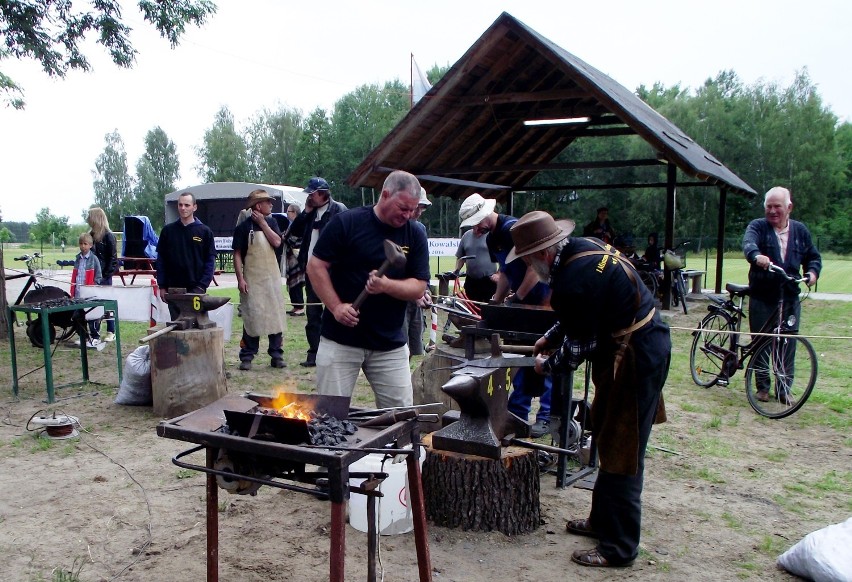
[457,304,597,488]
[157,393,432,582]
[7,298,123,403]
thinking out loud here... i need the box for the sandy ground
[1,276,849,581]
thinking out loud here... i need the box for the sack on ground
[115,345,153,406]
[776,516,852,581]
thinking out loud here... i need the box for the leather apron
[240,224,286,337]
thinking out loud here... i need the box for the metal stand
[8,299,122,403]
[553,364,597,489]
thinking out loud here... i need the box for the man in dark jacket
[155,192,216,320]
[742,186,821,403]
[294,177,347,367]
[510,211,670,569]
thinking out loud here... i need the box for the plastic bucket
[348,446,424,535]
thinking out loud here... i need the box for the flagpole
[410,53,414,109]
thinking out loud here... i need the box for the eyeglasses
[472,221,490,235]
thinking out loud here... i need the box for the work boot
[299,359,316,368]
[530,419,550,438]
[271,358,286,369]
[239,361,252,371]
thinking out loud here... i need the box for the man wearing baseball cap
[509,210,670,569]
[296,177,347,367]
[232,189,286,370]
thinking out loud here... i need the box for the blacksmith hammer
[352,240,407,309]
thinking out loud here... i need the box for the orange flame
[268,391,313,420]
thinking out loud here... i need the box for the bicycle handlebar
[14,253,42,262]
[768,263,809,284]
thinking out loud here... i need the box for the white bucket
[348,446,424,535]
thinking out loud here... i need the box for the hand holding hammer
[352,240,407,310]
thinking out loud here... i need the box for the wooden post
[421,434,540,535]
[151,327,227,418]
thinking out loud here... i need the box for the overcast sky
[1,0,849,224]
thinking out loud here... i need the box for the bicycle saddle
[725,283,750,297]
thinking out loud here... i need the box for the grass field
[3,244,850,295]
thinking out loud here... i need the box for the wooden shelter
[347,12,756,295]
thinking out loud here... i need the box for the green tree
[1,0,216,109]
[196,106,249,182]
[92,130,133,228]
[29,207,70,246]
[133,126,179,230]
[245,106,303,184]
[327,80,409,207]
[0,225,15,244]
[292,107,332,183]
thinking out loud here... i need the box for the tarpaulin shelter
[164,182,306,237]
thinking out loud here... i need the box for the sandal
[565,518,597,538]
[571,548,634,568]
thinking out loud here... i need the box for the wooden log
[150,326,227,418]
[421,434,540,535]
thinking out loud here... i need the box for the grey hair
[546,238,569,258]
[764,186,792,206]
[382,170,421,200]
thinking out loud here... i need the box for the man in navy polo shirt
[307,170,429,408]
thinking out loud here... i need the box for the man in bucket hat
[458,193,552,437]
[232,189,287,370]
[509,210,670,569]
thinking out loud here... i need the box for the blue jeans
[88,277,115,339]
[508,368,552,422]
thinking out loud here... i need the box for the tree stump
[150,326,227,418]
[421,434,540,535]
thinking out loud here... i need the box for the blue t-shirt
[486,214,548,305]
[312,206,430,350]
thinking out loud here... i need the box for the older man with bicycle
[743,186,821,404]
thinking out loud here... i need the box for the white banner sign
[428,238,459,257]
[214,237,233,251]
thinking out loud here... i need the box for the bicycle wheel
[744,335,817,418]
[675,272,688,314]
[639,270,658,300]
[690,311,735,387]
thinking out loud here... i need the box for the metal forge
[156,392,432,582]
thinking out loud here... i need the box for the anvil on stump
[430,358,529,460]
[164,289,230,330]
[423,353,541,535]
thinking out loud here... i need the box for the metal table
[157,394,432,582]
[8,298,123,403]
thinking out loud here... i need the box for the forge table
[8,298,122,403]
[157,394,432,582]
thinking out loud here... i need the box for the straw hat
[244,189,275,209]
[458,193,497,229]
[506,211,575,263]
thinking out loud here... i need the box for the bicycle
[663,241,690,314]
[9,253,79,347]
[689,264,817,419]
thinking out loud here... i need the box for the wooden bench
[683,270,706,294]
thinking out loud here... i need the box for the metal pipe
[206,447,218,582]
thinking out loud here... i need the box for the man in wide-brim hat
[232,189,287,371]
[510,210,670,570]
